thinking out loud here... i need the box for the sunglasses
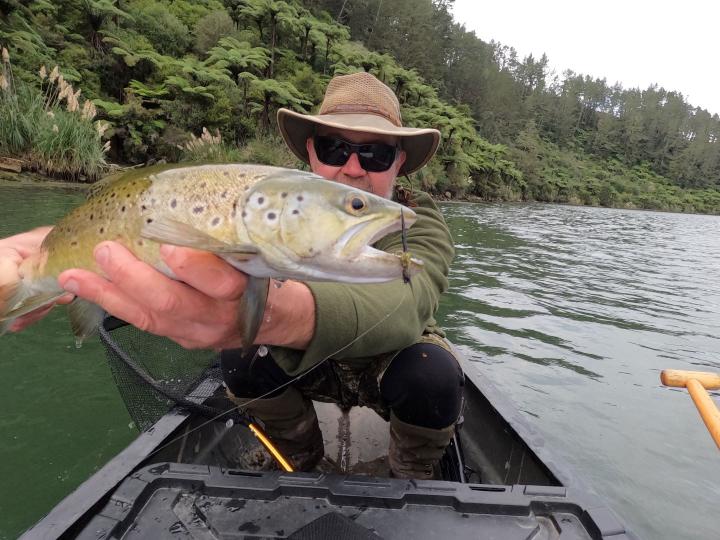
[313,135,398,172]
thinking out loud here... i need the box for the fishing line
[144,285,411,461]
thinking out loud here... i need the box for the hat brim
[277,108,440,176]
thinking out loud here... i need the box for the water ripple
[439,202,720,540]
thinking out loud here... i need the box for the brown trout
[0,163,422,345]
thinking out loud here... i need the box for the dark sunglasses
[313,135,398,172]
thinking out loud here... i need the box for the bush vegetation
[0,0,718,212]
[0,51,108,180]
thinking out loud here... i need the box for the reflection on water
[438,202,720,540]
[0,184,134,540]
[1,184,719,539]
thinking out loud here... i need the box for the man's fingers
[91,241,191,309]
[58,268,155,330]
[59,242,223,336]
[160,245,248,300]
[55,293,75,305]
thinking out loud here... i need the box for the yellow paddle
[661,369,720,450]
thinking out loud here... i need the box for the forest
[1,0,719,213]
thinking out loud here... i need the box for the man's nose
[340,152,366,177]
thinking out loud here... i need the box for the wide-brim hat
[277,72,440,175]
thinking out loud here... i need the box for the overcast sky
[451,0,720,116]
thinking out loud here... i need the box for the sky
[451,0,720,115]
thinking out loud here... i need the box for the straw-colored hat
[277,72,440,175]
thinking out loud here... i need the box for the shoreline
[2,168,719,217]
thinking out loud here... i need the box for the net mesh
[98,316,225,431]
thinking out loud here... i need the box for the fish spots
[193,205,205,214]
[146,218,153,224]
[70,240,78,247]
[136,239,144,247]
[99,227,105,234]
[211,216,221,227]
[223,171,230,177]
[231,201,237,218]
[267,212,276,220]
[297,195,304,202]
[90,213,94,220]
[141,205,147,211]
[281,192,288,198]
[170,199,177,209]
[121,205,126,212]
[257,196,265,205]
[241,210,247,218]
[292,209,299,215]
[221,190,228,199]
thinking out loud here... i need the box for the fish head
[239,172,423,282]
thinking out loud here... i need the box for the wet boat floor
[265,402,391,476]
[187,401,393,476]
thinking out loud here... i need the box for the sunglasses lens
[359,144,396,172]
[314,136,350,166]
[314,136,396,172]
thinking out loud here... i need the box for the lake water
[1,183,719,539]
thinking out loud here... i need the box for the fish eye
[346,194,368,214]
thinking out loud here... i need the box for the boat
[22,318,637,539]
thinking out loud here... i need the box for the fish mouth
[334,209,424,279]
[336,209,416,256]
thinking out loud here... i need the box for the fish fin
[238,276,269,348]
[141,218,259,259]
[67,299,105,348]
[0,278,65,335]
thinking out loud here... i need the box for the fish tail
[0,275,65,335]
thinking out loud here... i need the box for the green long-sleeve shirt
[270,190,454,376]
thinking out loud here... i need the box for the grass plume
[0,47,107,181]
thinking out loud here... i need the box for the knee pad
[380,343,464,429]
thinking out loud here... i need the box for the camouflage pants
[287,333,457,421]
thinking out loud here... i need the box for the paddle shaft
[661,369,720,450]
[686,380,720,450]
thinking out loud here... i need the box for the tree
[249,77,311,133]
[205,37,270,80]
[79,0,130,52]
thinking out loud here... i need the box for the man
[0,72,463,479]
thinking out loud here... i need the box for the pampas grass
[0,46,107,181]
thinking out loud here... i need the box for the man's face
[305,128,406,199]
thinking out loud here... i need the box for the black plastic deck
[76,462,633,540]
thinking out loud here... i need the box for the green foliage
[0,53,107,180]
[238,135,302,167]
[1,0,718,214]
[193,10,235,55]
[167,0,226,28]
[127,0,191,57]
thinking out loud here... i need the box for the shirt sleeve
[269,192,454,376]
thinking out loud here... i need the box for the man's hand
[0,227,74,332]
[57,241,316,350]
[58,241,249,349]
